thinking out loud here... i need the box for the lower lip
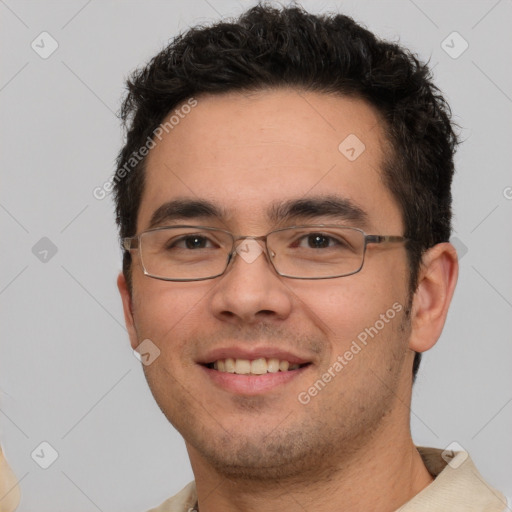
[201,365,310,395]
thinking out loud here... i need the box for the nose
[208,238,293,325]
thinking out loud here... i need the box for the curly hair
[114,3,459,380]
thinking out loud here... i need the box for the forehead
[138,88,401,233]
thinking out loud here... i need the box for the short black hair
[114,3,459,380]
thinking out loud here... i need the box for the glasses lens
[269,226,365,278]
[139,227,232,280]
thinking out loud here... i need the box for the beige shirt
[146,447,508,512]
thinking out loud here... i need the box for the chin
[187,419,341,482]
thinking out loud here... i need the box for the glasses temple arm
[366,235,409,245]
[122,237,139,250]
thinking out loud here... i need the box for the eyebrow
[147,195,369,230]
[148,199,229,229]
[268,196,368,227]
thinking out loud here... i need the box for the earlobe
[408,242,459,353]
[117,273,139,350]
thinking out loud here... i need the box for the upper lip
[197,346,312,365]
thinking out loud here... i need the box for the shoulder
[402,446,508,512]
[145,481,197,512]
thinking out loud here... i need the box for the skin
[0,446,20,511]
[118,88,458,511]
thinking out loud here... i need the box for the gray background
[1,0,511,510]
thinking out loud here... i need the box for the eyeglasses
[122,225,409,281]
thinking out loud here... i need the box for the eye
[295,233,344,249]
[306,233,333,249]
[168,235,217,250]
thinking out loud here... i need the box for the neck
[187,425,434,512]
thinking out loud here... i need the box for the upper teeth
[213,358,301,375]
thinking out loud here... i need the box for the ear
[117,272,140,350]
[408,242,459,353]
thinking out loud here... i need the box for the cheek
[131,279,209,353]
[291,269,408,352]
[311,285,410,396]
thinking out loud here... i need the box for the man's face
[121,89,415,479]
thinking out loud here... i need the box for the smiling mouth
[204,358,311,375]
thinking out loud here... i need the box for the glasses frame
[122,224,409,282]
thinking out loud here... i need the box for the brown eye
[306,234,332,249]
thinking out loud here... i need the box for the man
[114,4,507,511]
